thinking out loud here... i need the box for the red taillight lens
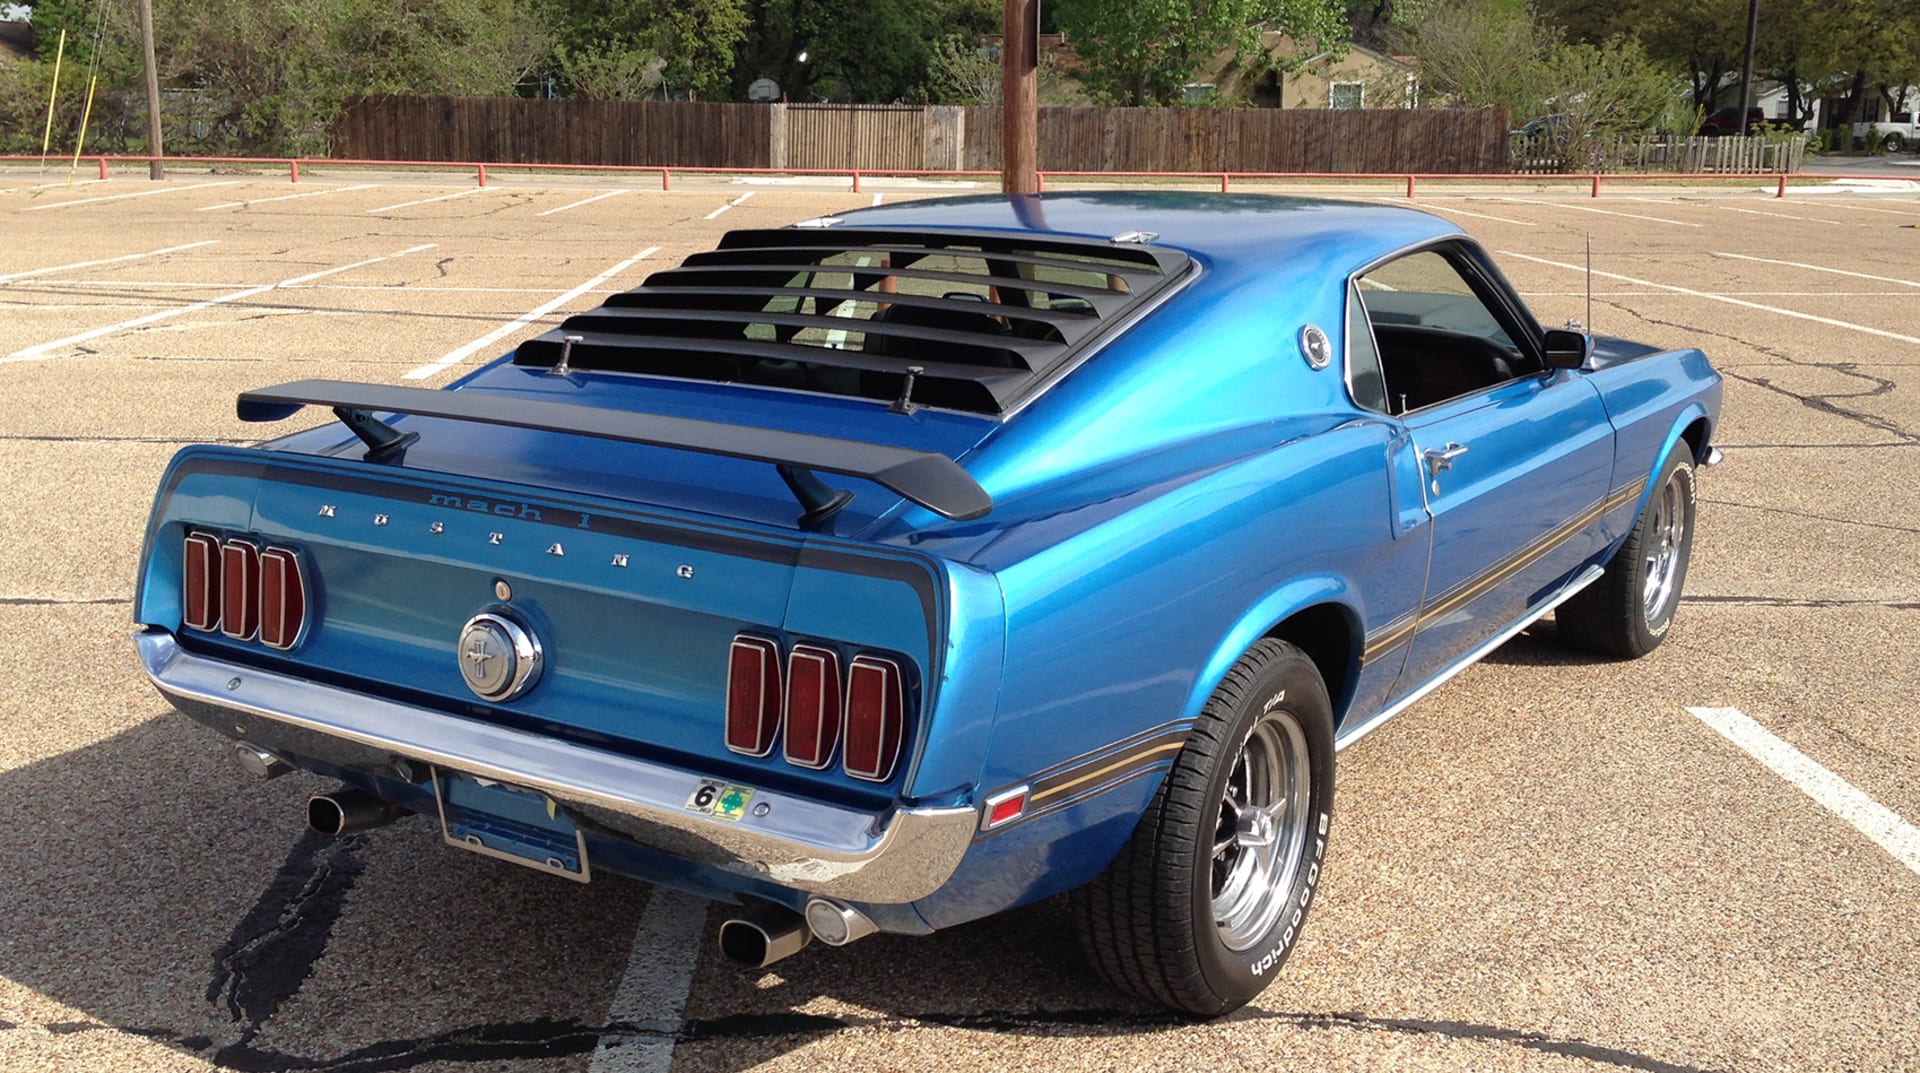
[843,655,905,782]
[782,644,843,770]
[725,635,783,757]
[219,539,262,641]
[257,547,307,650]
[182,532,222,632]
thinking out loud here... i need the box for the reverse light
[782,644,843,770]
[725,635,783,757]
[843,655,905,782]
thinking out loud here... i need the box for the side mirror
[1542,328,1592,370]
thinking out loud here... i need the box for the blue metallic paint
[133,193,1722,936]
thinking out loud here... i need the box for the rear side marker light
[843,655,905,782]
[983,786,1029,831]
[725,635,783,757]
[219,539,262,641]
[783,644,843,770]
[182,533,222,632]
[257,547,307,650]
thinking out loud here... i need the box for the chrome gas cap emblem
[457,610,543,702]
[1298,324,1332,370]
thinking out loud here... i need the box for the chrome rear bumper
[135,628,974,904]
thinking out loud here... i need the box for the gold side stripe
[1417,477,1649,629]
[1030,741,1186,805]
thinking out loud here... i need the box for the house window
[1182,83,1216,103]
[1329,82,1364,110]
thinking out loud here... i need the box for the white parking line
[872,193,885,206]
[1687,707,1920,878]
[402,246,657,380]
[1706,204,1838,224]
[1790,200,1920,220]
[1500,198,1702,227]
[536,189,629,217]
[21,180,241,212]
[1712,251,1920,289]
[367,187,483,214]
[587,888,706,1073]
[0,240,218,284]
[703,192,756,220]
[1501,251,1920,345]
[198,183,379,212]
[1370,198,1536,226]
[4,244,437,361]
[0,179,104,193]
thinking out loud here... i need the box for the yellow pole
[68,72,99,186]
[39,29,67,173]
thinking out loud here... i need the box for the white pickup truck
[1853,112,1916,152]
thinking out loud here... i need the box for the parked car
[1699,106,1766,135]
[1852,114,1915,152]
[134,194,1722,1015]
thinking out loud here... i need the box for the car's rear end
[130,216,1195,955]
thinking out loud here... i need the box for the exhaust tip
[234,744,292,780]
[803,898,879,947]
[718,905,812,969]
[307,794,349,836]
[307,787,399,836]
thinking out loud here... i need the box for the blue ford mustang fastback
[133,193,1720,1015]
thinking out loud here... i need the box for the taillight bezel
[724,634,784,757]
[843,654,906,783]
[219,538,262,641]
[782,644,844,771]
[257,546,308,651]
[182,532,223,633]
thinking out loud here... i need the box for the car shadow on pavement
[1,706,1717,1073]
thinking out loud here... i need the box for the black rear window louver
[513,227,1191,414]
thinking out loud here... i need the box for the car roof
[830,191,1464,279]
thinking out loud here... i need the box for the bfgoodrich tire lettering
[1072,638,1336,1016]
[1557,450,1698,658]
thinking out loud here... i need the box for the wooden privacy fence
[334,97,771,168]
[966,107,1511,174]
[1509,132,1808,174]
[335,97,1513,174]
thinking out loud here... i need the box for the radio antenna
[1585,232,1593,337]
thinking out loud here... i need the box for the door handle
[1423,442,1469,474]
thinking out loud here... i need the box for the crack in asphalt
[0,1007,1719,1073]
[1684,594,1920,611]
[0,434,259,444]
[0,596,131,606]
[1594,300,1918,444]
[207,830,366,1048]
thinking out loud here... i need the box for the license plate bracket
[432,767,591,883]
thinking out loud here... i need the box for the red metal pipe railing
[3,154,1908,201]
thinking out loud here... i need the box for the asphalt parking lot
[0,167,1915,1073]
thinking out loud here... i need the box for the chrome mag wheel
[1643,473,1688,623]
[1211,707,1313,951]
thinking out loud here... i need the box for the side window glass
[1356,249,1528,414]
[1345,284,1388,413]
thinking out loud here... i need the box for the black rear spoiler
[236,379,992,522]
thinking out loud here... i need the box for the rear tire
[1072,639,1335,1016]
[1556,450,1697,658]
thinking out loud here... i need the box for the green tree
[540,0,750,99]
[728,0,995,103]
[1390,0,1557,116]
[1052,0,1349,106]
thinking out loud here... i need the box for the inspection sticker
[685,779,755,822]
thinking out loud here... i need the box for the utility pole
[137,0,164,178]
[1736,0,1759,135]
[1002,0,1037,194]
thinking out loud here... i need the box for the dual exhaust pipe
[243,745,869,968]
[717,898,879,970]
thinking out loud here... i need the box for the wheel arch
[1186,577,1362,734]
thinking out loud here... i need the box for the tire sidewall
[1635,452,1697,647]
[1189,648,1337,1005]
